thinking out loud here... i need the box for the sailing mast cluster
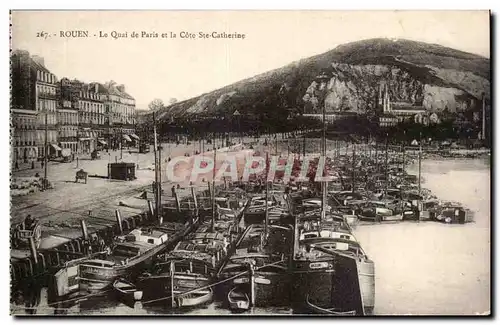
[46,84,473,314]
[47,92,376,316]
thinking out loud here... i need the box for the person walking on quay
[171,185,176,197]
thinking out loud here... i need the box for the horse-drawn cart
[11,220,42,249]
[75,169,88,184]
[91,150,101,160]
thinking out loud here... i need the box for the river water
[11,158,490,316]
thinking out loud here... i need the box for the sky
[11,10,490,109]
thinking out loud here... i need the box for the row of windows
[13,130,58,145]
[110,103,135,116]
[38,99,57,112]
[36,113,57,125]
[110,117,136,125]
[13,130,37,146]
[14,140,38,147]
[59,142,78,153]
[12,117,37,129]
[37,84,57,96]
[109,94,135,106]
[36,71,56,84]
[36,130,58,143]
[80,92,105,101]
[80,100,105,114]
[59,127,78,138]
[58,112,79,125]
[80,116,106,125]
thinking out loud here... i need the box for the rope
[142,259,286,305]
[48,289,113,307]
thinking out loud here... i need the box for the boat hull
[79,260,154,292]
[358,259,375,315]
[217,271,291,307]
[113,279,143,306]
[54,220,199,297]
[138,273,212,307]
[175,289,213,308]
[228,287,250,311]
[291,256,364,315]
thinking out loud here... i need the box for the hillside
[149,38,490,121]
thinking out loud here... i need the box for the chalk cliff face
[151,38,489,121]
[301,62,485,114]
[303,64,427,114]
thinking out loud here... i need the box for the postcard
[9,10,490,316]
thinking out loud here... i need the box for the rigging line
[46,289,113,307]
[142,259,286,305]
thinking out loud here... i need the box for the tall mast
[158,138,162,222]
[384,133,389,195]
[211,142,216,232]
[351,143,356,193]
[275,134,278,156]
[368,135,372,160]
[321,87,327,221]
[153,111,160,222]
[265,152,269,240]
[302,134,306,159]
[43,110,48,190]
[418,132,422,222]
[482,93,486,142]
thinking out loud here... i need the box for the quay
[10,133,487,315]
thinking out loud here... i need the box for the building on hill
[379,114,399,128]
[303,111,358,124]
[377,80,432,128]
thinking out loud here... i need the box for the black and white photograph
[8,10,491,316]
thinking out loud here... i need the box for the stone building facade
[11,50,59,165]
[11,51,137,163]
[58,78,81,153]
[103,81,138,149]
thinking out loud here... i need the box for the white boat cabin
[300,229,355,242]
[123,228,169,245]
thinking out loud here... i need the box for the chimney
[31,55,45,67]
[95,83,99,93]
[13,49,30,60]
[117,84,125,92]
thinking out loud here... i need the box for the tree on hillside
[148,98,164,111]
